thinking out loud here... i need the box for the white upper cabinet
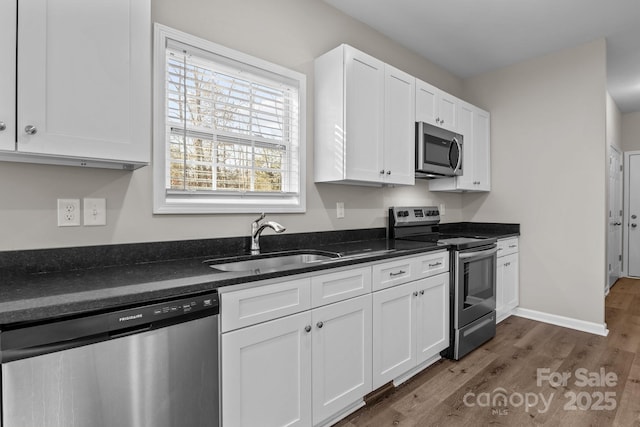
[0,1,16,151]
[429,101,491,192]
[315,44,415,186]
[384,65,416,185]
[1,0,150,169]
[415,79,458,132]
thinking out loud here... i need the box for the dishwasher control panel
[108,292,219,330]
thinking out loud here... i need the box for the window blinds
[164,40,300,195]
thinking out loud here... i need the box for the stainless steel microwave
[415,122,463,178]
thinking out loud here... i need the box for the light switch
[83,198,106,226]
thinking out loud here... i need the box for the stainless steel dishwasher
[1,292,219,427]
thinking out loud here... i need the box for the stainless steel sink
[205,250,340,273]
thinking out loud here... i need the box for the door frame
[623,150,640,278]
[607,145,623,292]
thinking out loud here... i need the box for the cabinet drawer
[372,257,415,291]
[412,250,449,279]
[311,266,372,307]
[497,238,519,257]
[221,278,311,332]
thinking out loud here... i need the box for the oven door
[454,244,498,329]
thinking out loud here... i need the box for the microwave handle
[451,137,462,173]
[416,123,423,169]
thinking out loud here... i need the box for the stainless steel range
[389,206,498,360]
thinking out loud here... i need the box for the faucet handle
[253,213,266,224]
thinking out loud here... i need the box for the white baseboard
[513,308,609,336]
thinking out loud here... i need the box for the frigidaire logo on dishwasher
[118,314,143,322]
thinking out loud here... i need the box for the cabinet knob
[386,170,391,175]
[0,122,5,131]
[413,291,418,297]
[420,290,425,295]
[304,325,311,333]
[632,224,638,228]
[380,170,385,175]
[24,125,37,135]
[316,321,324,329]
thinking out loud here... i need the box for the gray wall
[1,0,465,251]
[462,39,607,325]
[622,111,640,152]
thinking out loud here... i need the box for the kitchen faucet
[251,213,286,255]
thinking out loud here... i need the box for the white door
[344,47,384,182]
[415,274,449,364]
[222,312,312,427]
[17,0,149,162]
[311,294,372,426]
[437,92,458,131]
[0,0,16,150]
[383,65,415,185]
[372,282,416,389]
[502,254,519,310]
[608,146,623,289]
[628,153,640,277]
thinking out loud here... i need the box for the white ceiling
[323,0,640,113]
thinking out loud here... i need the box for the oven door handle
[458,247,498,260]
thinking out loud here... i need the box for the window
[153,25,306,213]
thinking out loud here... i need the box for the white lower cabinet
[221,278,372,427]
[496,238,520,323]
[372,272,449,389]
[311,295,372,426]
[222,311,312,427]
[221,254,450,427]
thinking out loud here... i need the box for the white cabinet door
[415,274,449,364]
[372,282,416,389]
[16,0,150,163]
[222,311,312,427]
[344,47,385,182]
[415,79,438,126]
[437,92,458,131]
[415,79,457,132]
[312,294,372,426]
[383,65,415,185]
[0,1,16,151]
[473,108,491,191]
[496,252,519,323]
[455,103,475,189]
[502,254,519,311]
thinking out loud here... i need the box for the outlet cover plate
[57,199,81,227]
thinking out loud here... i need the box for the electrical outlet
[57,199,81,227]
[83,198,106,226]
[336,202,345,218]
[439,203,446,216]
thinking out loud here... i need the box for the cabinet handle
[316,321,323,329]
[413,291,418,297]
[24,125,37,135]
[509,245,517,248]
[389,270,406,277]
[304,325,311,333]
[428,262,442,267]
[505,262,511,267]
[0,122,5,131]
[420,290,425,295]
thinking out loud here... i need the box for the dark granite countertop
[0,224,519,327]
[0,237,442,326]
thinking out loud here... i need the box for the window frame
[153,24,306,214]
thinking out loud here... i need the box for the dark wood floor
[335,278,640,427]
